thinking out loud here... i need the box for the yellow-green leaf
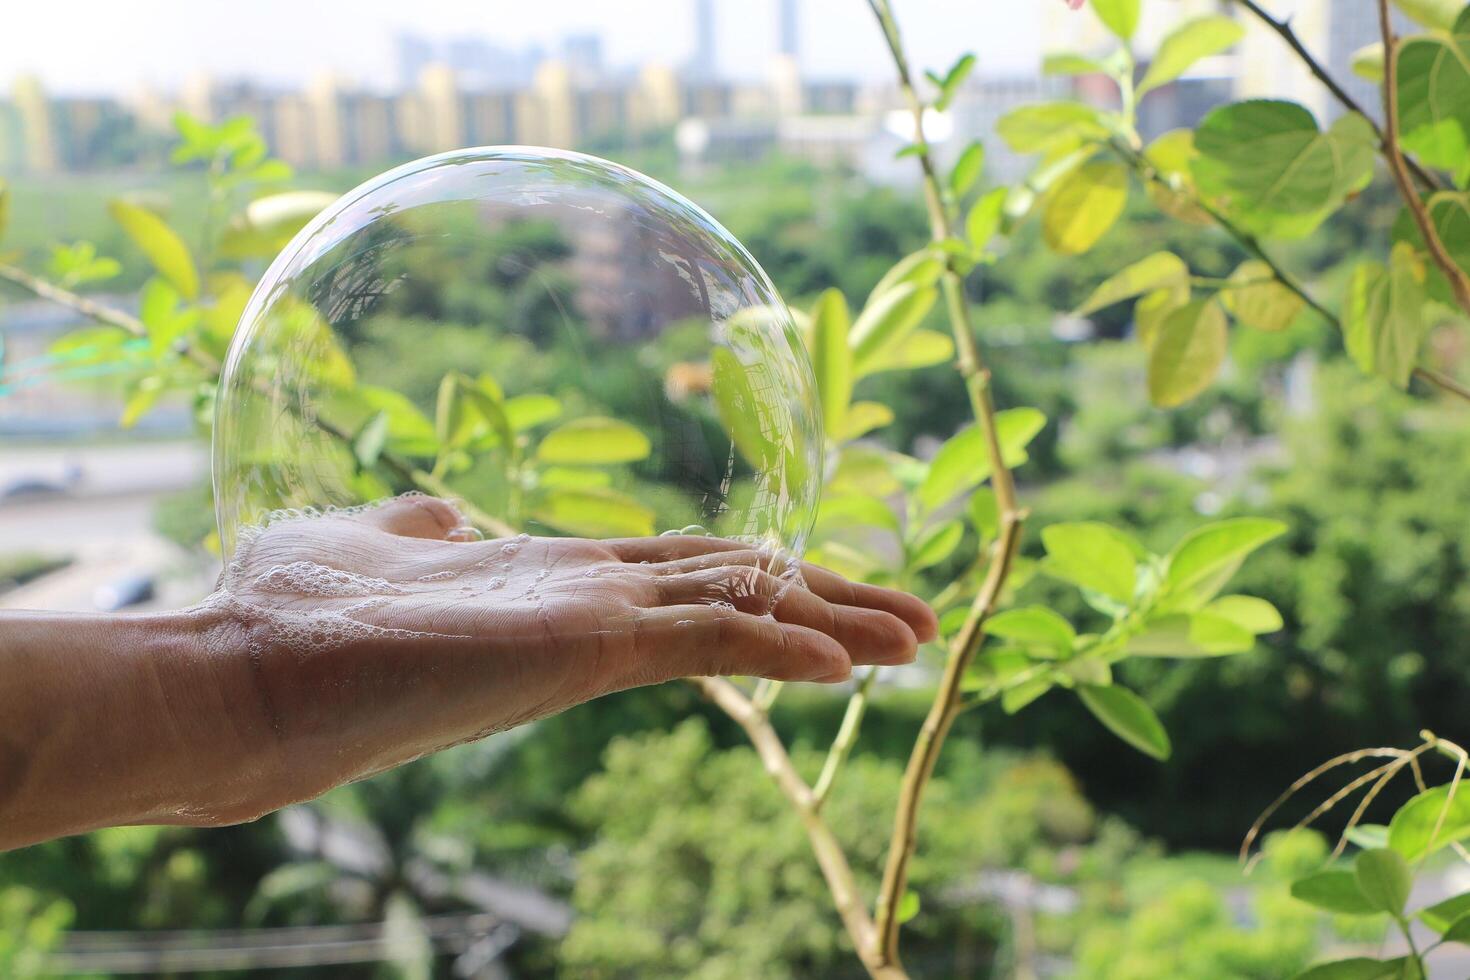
[808,288,853,436]
[917,407,1046,512]
[1147,299,1227,407]
[859,329,953,378]
[966,187,1008,254]
[1395,0,1463,28]
[1388,785,1470,862]
[996,102,1107,154]
[909,520,963,571]
[1144,129,1212,226]
[1075,251,1189,316]
[1165,517,1287,596]
[950,141,986,196]
[839,401,895,441]
[1351,42,1385,83]
[1344,244,1429,389]
[1204,594,1284,633]
[1043,160,1128,255]
[1397,16,1470,174]
[531,487,655,537]
[537,417,651,465]
[1041,521,1137,604]
[986,606,1075,658]
[108,199,199,299]
[1221,260,1305,332]
[850,282,937,374]
[1078,684,1170,759]
[1138,16,1246,96]
[1091,0,1141,40]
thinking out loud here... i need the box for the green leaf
[1075,251,1190,316]
[808,288,853,436]
[1194,102,1376,232]
[1292,958,1412,980]
[0,178,9,241]
[965,187,1008,254]
[1420,892,1470,933]
[504,394,562,432]
[896,890,921,925]
[917,407,1046,511]
[435,374,474,451]
[1043,160,1128,255]
[996,102,1107,154]
[950,141,986,196]
[839,401,895,441]
[530,487,655,537]
[1040,522,1137,604]
[1078,684,1170,759]
[1355,848,1411,916]
[850,282,937,375]
[1090,0,1141,40]
[1002,676,1053,714]
[1395,18,1470,171]
[932,53,976,111]
[1395,0,1463,28]
[537,417,651,465]
[910,520,963,571]
[538,466,611,490]
[1165,517,1287,597]
[139,277,199,355]
[352,412,390,469]
[969,487,999,540]
[867,250,945,306]
[816,494,900,535]
[1351,42,1385,83]
[1344,244,1430,389]
[1147,299,1227,408]
[1390,192,1470,305]
[1291,870,1380,915]
[333,386,437,457]
[1444,913,1470,945]
[1126,612,1253,657]
[1043,53,1108,76]
[1139,17,1246,96]
[1388,784,1470,862]
[986,606,1076,658]
[1221,260,1306,332]
[1204,595,1284,633]
[1347,825,1392,851]
[108,199,199,300]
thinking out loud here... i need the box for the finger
[350,495,464,540]
[645,549,939,644]
[796,565,940,644]
[653,567,917,666]
[604,534,748,563]
[636,605,852,683]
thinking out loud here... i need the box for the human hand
[203,495,937,820]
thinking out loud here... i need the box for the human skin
[0,495,937,851]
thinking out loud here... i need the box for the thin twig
[0,261,517,537]
[812,669,877,811]
[1229,0,1442,192]
[1377,0,1470,317]
[864,1,1027,968]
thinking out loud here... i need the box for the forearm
[0,605,281,849]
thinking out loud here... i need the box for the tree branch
[812,669,876,811]
[1377,0,1470,317]
[864,0,1026,967]
[687,677,905,980]
[0,261,518,537]
[1229,0,1443,192]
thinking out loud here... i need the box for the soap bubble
[214,147,820,602]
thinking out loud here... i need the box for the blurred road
[0,440,218,611]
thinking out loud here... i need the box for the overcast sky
[3,0,1045,95]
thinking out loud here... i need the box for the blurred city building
[0,0,1367,184]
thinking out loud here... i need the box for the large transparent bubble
[213,147,820,607]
